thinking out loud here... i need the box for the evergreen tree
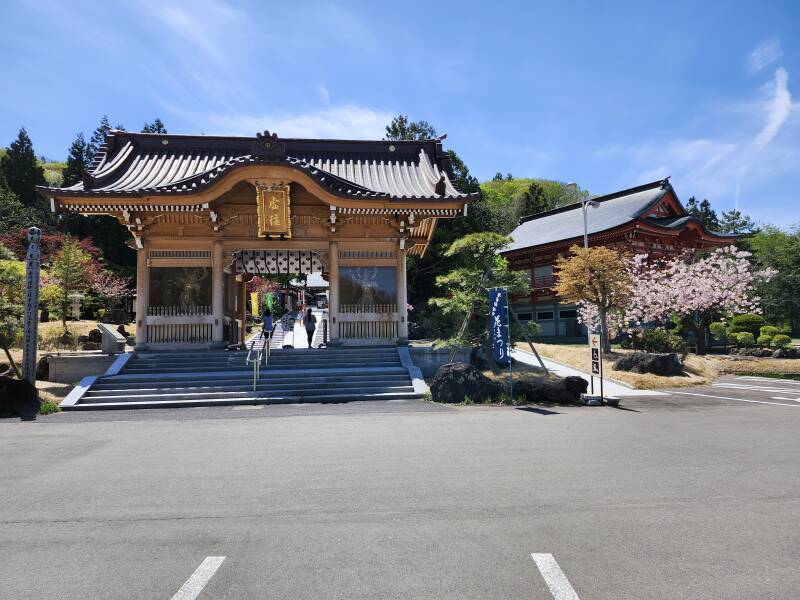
[719,209,757,235]
[492,172,504,181]
[87,115,112,161]
[62,133,89,187]
[505,173,513,181]
[384,115,438,141]
[142,118,167,134]
[87,116,125,162]
[685,196,720,230]
[0,127,46,208]
[519,181,549,217]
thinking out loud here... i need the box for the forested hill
[477,177,589,234]
[0,147,64,187]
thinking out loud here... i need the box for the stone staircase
[65,345,424,409]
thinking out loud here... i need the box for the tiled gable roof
[38,130,474,201]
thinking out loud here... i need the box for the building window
[559,309,578,319]
[536,311,554,321]
[149,267,212,307]
[516,312,533,321]
[339,267,397,307]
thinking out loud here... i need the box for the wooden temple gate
[38,130,473,349]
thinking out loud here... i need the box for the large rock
[36,356,49,381]
[430,362,502,403]
[515,376,588,404]
[0,376,39,418]
[613,352,683,376]
[87,328,102,343]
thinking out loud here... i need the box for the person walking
[303,307,317,348]
[261,307,273,341]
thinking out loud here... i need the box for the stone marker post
[22,226,41,385]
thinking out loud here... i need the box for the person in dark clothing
[303,308,317,347]
[261,308,273,339]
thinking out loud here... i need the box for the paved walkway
[511,348,666,397]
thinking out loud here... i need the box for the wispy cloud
[747,38,783,75]
[624,68,798,213]
[167,104,394,139]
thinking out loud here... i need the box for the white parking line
[171,556,225,600]
[671,390,800,407]
[714,383,800,394]
[531,553,580,600]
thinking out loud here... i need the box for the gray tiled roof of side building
[504,181,669,252]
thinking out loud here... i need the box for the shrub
[760,325,780,338]
[734,332,755,347]
[772,334,792,349]
[756,334,773,348]
[709,322,728,343]
[728,314,766,336]
[629,328,688,358]
[38,400,60,415]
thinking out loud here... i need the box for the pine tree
[0,127,46,208]
[686,196,720,230]
[719,209,756,235]
[519,181,549,217]
[87,116,125,162]
[141,118,167,134]
[492,172,504,181]
[87,116,112,162]
[62,133,89,187]
[384,115,437,141]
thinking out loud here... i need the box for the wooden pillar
[328,240,339,344]
[396,243,408,343]
[239,279,247,344]
[134,240,149,350]
[211,240,225,348]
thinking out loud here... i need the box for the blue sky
[1,0,798,226]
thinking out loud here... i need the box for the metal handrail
[247,322,276,391]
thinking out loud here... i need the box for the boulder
[613,352,683,376]
[564,375,590,396]
[36,356,49,381]
[77,335,89,344]
[116,324,130,337]
[515,376,588,404]
[87,328,102,343]
[430,362,502,403]
[0,376,39,418]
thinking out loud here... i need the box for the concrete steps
[64,345,423,410]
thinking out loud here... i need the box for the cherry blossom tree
[92,270,134,307]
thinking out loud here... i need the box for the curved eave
[36,156,475,203]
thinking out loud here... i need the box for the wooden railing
[339,303,397,314]
[147,305,212,316]
[339,320,398,340]
[145,305,213,343]
[337,304,400,340]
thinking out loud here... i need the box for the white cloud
[316,84,331,103]
[172,104,394,139]
[747,38,783,74]
[626,68,798,212]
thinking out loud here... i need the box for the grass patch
[38,399,60,415]
[523,342,712,389]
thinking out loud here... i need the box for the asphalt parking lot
[1,375,798,599]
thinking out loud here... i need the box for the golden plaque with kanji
[256,184,291,238]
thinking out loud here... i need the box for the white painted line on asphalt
[531,553,580,600]
[738,376,800,385]
[232,405,265,410]
[171,556,225,600]
[671,390,800,407]
[714,383,800,394]
[387,399,409,403]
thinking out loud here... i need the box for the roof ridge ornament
[251,130,286,158]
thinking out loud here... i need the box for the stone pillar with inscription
[22,226,41,385]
